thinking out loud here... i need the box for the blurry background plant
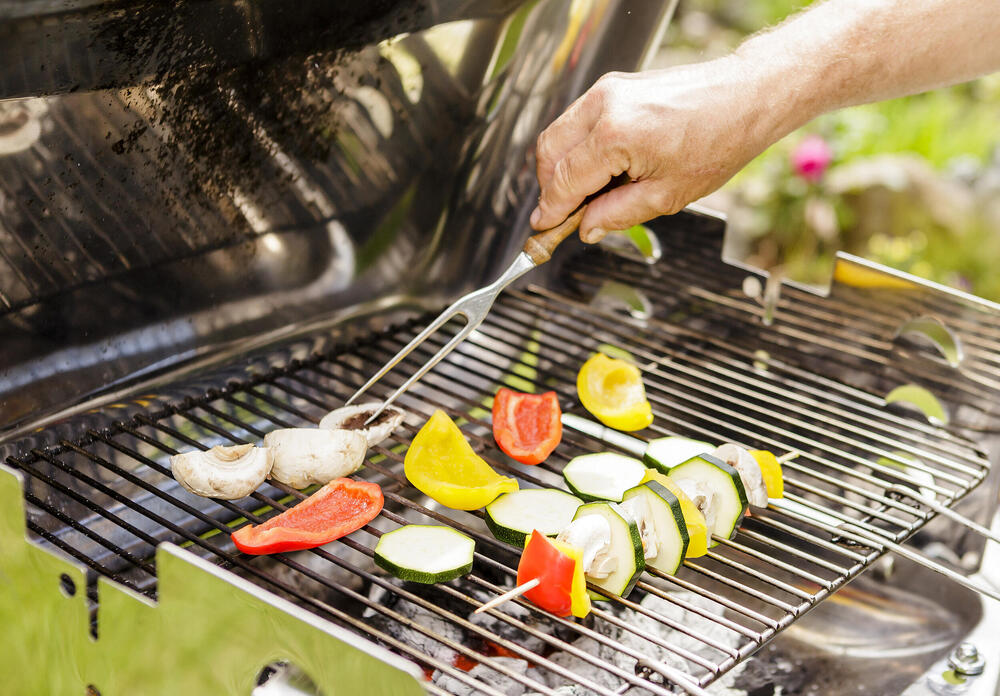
[652,0,1000,300]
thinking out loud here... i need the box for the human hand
[529,58,796,242]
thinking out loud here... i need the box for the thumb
[578,180,670,243]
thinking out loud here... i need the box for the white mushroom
[557,515,617,579]
[318,403,406,447]
[674,477,719,533]
[619,494,658,561]
[714,443,768,507]
[170,443,273,500]
[264,428,367,489]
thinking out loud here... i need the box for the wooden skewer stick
[474,578,540,614]
[777,451,800,465]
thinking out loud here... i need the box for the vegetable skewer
[474,578,541,614]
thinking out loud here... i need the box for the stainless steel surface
[2,0,999,693]
[348,251,537,424]
[0,0,676,433]
[948,643,985,676]
[0,464,424,695]
[3,214,998,694]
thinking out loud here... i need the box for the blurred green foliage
[671,0,1000,300]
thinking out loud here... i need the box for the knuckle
[551,157,578,199]
[535,131,555,164]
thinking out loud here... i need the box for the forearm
[741,0,1000,136]
[530,0,1000,239]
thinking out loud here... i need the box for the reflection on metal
[0,465,423,695]
[598,225,663,264]
[0,100,44,155]
[895,316,964,367]
[878,452,938,502]
[590,279,652,320]
[885,384,949,426]
[833,255,919,291]
[762,269,783,326]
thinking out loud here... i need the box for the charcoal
[364,581,465,665]
[433,657,530,696]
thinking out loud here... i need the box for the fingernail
[583,228,605,244]
[530,207,542,227]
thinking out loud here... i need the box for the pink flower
[791,135,833,183]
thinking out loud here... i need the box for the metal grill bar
[6,242,994,695]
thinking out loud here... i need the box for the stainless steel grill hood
[0,0,674,433]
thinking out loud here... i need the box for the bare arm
[530,0,1000,242]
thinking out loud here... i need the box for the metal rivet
[948,642,985,676]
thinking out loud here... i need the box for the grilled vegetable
[714,443,768,507]
[621,481,689,575]
[170,443,273,500]
[668,454,748,542]
[566,502,644,597]
[643,436,713,474]
[641,469,708,558]
[231,478,383,555]
[264,428,367,489]
[561,452,647,502]
[749,450,785,498]
[318,403,406,447]
[577,353,653,431]
[484,488,582,545]
[404,410,518,510]
[517,530,591,617]
[492,388,563,465]
[374,525,475,584]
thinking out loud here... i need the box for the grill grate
[6,235,996,695]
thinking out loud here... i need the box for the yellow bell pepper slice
[577,353,653,431]
[749,450,784,499]
[405,410,518,510]
[641,469,708,558]
[549,537,592,618]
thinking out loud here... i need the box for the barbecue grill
[2,1,999,695]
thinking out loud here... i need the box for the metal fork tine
[345,306,465,406]
[362,317,481,424]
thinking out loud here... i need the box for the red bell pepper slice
[517,530,577,616]
[492,388,562,465]
[232,478,383,555]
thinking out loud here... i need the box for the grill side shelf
[0,464,425,696]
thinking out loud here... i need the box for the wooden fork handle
[522,173,629,265]
[523,206,588,265]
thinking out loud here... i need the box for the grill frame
[5,219,997,695]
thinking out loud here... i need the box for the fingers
[531,128,628,231]
[535,90,603,193]
[577,180,673,243]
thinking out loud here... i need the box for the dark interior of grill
[6,212,997,695]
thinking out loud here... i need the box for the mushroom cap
[318,403,406,447]
[264,428,367,489]
[170,443,273,500]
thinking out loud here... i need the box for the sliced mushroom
[557,515,617,579]
[674,477,719,533]
[318,403,406,447]
[170,443,273,500]
[264,428,367,489]
[714,443,768,507]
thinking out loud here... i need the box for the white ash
[540,591,748,696]
[364,582,465,665]
[466,583,572,654]
[434,656,532,696]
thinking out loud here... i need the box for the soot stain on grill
[90,1,433,241]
